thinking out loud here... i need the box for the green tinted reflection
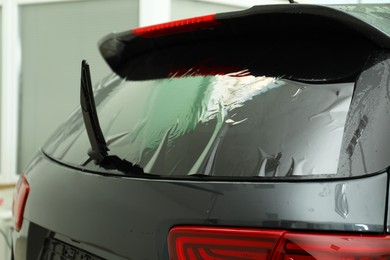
[128,77,211,166]
[43,73,353,177]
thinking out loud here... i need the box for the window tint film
[44,72,353,178]
[335,5,390,37]
[41,4,390,179]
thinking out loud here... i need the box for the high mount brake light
[132,14,220,38]
[168,226,390,260]
[13,175,30,232]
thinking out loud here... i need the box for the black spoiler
[99,4,390,81]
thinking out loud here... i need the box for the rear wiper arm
[80,60,144,175]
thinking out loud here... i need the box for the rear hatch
[27,4,390,259]
[45,4,390,179]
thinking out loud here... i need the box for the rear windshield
[41,5,390,179]
[334,5,390,37]
[44,72,355,178]
[108,76,353,177]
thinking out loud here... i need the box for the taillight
[274,233,390,260]
[169,227,285,260]
[169,226,390,260]
[13,175,30,231]
[132,14,220,38]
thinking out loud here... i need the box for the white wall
[172,0,242,20]
[0,185,13,260]
[140,0,170,26]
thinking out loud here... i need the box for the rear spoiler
[99,4,390,81]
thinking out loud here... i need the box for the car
[11,3,390,260]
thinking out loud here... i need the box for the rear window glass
[44,72,354,178]
[334,5,390,36]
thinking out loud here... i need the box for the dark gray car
[12,4,390,260]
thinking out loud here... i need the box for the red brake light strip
[132,14,220,38]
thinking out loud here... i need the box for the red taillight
[13,175,30,232]
[169,227,285,260]
[274,233,390,260]
[132,14,220,38]
[169,226,390,260]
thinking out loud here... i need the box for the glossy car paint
[16,153,388,259]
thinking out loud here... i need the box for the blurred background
[0,0,389,258]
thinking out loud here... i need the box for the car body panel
[15,153,388,259]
